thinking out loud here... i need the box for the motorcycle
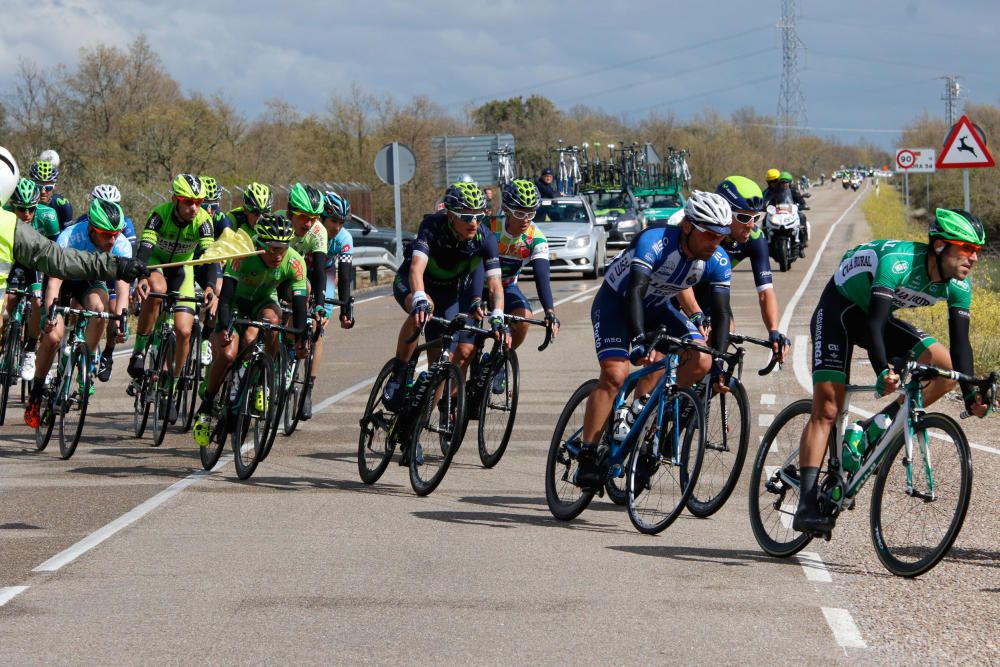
[842,177,850,190]
[764,202,809,271]
[850,177,861,191]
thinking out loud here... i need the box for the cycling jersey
[208,209,231,240]
[323,228,353,317]
[74,214,137,250]
[48,194,73,230]
[404,212,501,285]
[226,249,308,303]
[834,239,971,312]
[56,221,132,258]
[291,221,328,258]
[6,203,60,240]
[720,227,773,292]
[224,208,254,238]
[326,227,353,267]
[139,202,214,264]
[489,216,555,312]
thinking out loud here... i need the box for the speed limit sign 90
[895,147,935,173]
[896,149,916,169]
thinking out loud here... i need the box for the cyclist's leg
[583,286,631,446]
[129,270,166,376]
[172,266,197,377]
[80,284,110,356]
[255,301,282,357]
[505,284,532,350]
[26,287,67,426]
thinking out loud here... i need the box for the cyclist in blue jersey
[381,181,507,410]
[576,191,736,488]
[29,160,73,229]
[24,199,132,426]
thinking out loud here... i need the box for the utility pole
[777,0,807,140]
[939,75,960,126]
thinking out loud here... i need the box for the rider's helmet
[459,174,476,184]
[243,182,273,214]
[171,173,203,199]
[929,209,986,246]
[778,171,793,183]
[287,183,324,216]
[199,176,221,203]
[10,178,40,208]
[765,168,781,182]
[502,179,541,210]
[90,183,122,203]
[38,149,60,168]
[715,176,764,212]
[88,198,125,232]
[683,191,733,235]
[443,181,486,212]
[323,191,351,221]
[0,146,19,206]
[255,213,295,244]
[29,159,59,183]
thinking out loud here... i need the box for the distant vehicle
[580,186,640,248]
[528,196,609,279]
[345,214,416,272]
[633,186,685,225]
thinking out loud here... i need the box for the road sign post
[895,148,936,209]
[934,115,995,211]
[374,142,416,265]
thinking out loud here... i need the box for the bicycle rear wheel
[477,349,519,468]
[133,343,154,438]
[260,344,290,462]
[0,321,22,425]
[357,360,398,485]
[545,379,598,521]
[58,344,90,460]
[199,383,228,471]
[626,387,705,535]
[409,364,465,496]
[687,380,750,518]
[748,398,814,557]
[283,340,311,436]
[151,335,176,447]
[870,413,973,577]
[174,329,200,433]
[36,385,57,452]
[232,355,273,480]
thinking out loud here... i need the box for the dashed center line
[760,393,776,405]
[796,551,832,583]
[758,414,774,427]
[822,608,867,648]
[0,586,29,607]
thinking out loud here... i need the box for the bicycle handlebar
[230,318,302,337]
[729,333,781,377]
[503,313,554,352]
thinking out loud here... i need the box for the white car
[529,196,610,279]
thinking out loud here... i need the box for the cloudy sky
[3,0,998,150]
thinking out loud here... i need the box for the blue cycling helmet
[323,191,351,221]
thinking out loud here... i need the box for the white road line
[796,552,833,583]
[572,295,591,304]
[760,393,776,405]
[758,414,774,427]
[353,294,386,305]
[0,586,29,607]
[821,607,867,648]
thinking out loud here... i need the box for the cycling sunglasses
[35,183,55,192]
[201,202,220,213]
[12,205,37,213]
[507,208,537,221]
[948,240,981,257]
[688,221,727,238]
[291,210,320,223]
[733,211,763,225]
[452,212,486,224]
[176,196,204,206]
[90,227,120,240]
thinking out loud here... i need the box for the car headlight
[567,236,590,249]
[617,219,637,230]
[596,215,607,224]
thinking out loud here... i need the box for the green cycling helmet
[255,213,295,245]
[716,175,764,211]
[200,176,221,202]
[502,179,541,210]
[171,173,203,199]
[10,178,40,208]
[288,182,324,216]
[929,209,986,246]
[243,182,273,214]
[778,171,793,183]
[88,198,124,232]
[443,181,486,211]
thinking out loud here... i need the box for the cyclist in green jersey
[225,182,273,237]
[195,176,229,363]
[128,174,220,423]
[794,209,990,533]
[29,159,73,230]
[192,214,308,445]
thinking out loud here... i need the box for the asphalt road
[2,184,998,664]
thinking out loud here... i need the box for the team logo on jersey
[686,275,698,285]
[952,279,971,292]
[290,257,305,281]
[891,260,909,274]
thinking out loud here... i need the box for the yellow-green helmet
[29,160,59,182]
[171,173,203,199]
[502,179,541,210]
[255,213,295,245]
[443,181,486,211]
[243,182,273,214]
[288,183,324,216]
[200,176,221,202]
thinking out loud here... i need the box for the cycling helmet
[29,159,58,182]
[171,173,203,199]
[323,191,351,221]
[90,183,122,203]
[10,178,40,208]
[502,179,541,210]
[778,171,793,183]
[459,174,476,184]
[683,191,733,235]
[929,209,986,246]
[38,149,60,168]
[288,183,324,216]
[443,181,486,212]
[88,198,124,232]
[243,182,273,213]
[716,175,764,212]
[765,168,781,182]
[255,213,295,245]
[200,176,221,203]
[0,146,18,206]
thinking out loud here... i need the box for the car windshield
[586,192,627,209]
[345,219,368,231]
[536,203,590,223]
[638,194,681,209]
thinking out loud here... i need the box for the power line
[622,74,781,118]
[746,122,903,134]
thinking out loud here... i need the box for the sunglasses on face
[453,212,485,224]
[689,222,726,240]
[91,227,120,240]
[37,184,55,192]
[176,196,204,206]
[201,202,220,212]
[507,208,536,221]
[733,211,763,225]
[292,210,319,223]
[949,241,981,257]
[12,206,36,213]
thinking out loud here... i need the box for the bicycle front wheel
[545,379,598,521]
[0,320,22,425]
[687,380,750,518]
[174,331,201,433]
[357,360,398,485]
[409,364,465,496]
[748,399,814,557]
[199,387,228,471]
[58,344,90,460]
[870,413,973,577]
[283,342,311,436]
[477,349,519,468]
[259,346,289,462]
[626,387,705,535]
[232,355,273,480]
[151,335,176,447]
[36,388,57,452]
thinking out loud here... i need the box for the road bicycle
[463,313,553,468]
[552,141,582,195]
[172,289,208,434]
[488,145,516,187]
[35,305,123,459]
[0,280,34,425]
[749,357,997,577]
[545,327,737,534]
[358,314,488,496]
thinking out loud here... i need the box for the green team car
[633,185,685,225]
[580,186,639,248]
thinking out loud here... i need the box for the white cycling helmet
[683,191,732,235]
[0,146,20,207]
[39,149,60,168]
[91,183,122,203]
